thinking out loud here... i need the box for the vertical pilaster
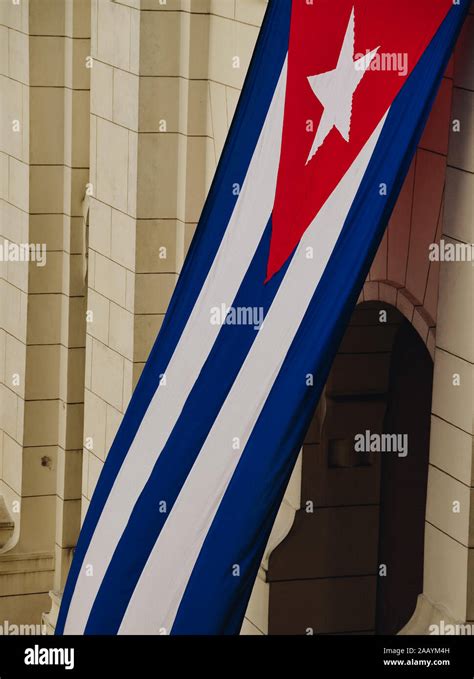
[403,9,474,632]
[0,0,90,626]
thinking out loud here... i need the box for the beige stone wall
[0,0,90,624]
[419,9,474,628]
[0,0,472,636]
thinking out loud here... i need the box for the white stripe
[118,113,389,634]
[63,60,288,634]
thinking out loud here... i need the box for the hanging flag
[57,0,469,635]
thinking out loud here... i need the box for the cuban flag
[57,0,469,635]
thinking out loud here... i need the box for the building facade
[0,0,472,635]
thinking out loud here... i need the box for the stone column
[401,9,474,634]
[44,0,91,632]
[0,0,90,627]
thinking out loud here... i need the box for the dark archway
[268,302,433,635]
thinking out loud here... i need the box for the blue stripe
[56,0,292,634]
[84,219,292,634]
[170,1,469,635]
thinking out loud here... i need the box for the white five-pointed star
[306,7,379,165]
